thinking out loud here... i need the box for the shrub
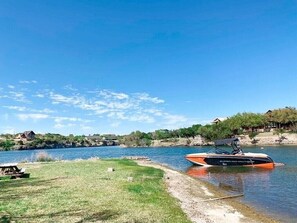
[0,140,15,151]
[248,132,258,140]
[35,151,55,162]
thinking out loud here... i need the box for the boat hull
[186,153,274,169]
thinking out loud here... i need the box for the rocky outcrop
[151,136,208,147]
[189,135,207,146]
[238,132,297,146]
[134,133,297,148]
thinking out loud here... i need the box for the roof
[214,138,239,146]
[23,131,35,135]
[212,117,227,123]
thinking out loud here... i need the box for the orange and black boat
[185,138,274,169]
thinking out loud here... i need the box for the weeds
[35,151,56,162]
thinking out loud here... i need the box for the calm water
[0,146,296,222]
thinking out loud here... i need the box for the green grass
[0,159,190,223]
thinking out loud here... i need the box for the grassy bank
[0,159,190,223]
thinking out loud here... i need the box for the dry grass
[34,151,56,162]
[0,159,190,223]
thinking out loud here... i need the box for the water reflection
[187,166,273,194]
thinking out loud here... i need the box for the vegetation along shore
[0,158,277,223]
[1,107,297,151]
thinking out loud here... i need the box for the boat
[185,138,275,168]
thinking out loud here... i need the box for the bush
[0,140,15,151]
[248,132,258,140]
[35,151,56,162]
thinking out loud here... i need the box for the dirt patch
[137,160,278,223]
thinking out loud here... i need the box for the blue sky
[0,1,296,135]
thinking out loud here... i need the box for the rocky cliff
[146,133,297,147]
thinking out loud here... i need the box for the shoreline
[2,132,297,151]
[136,159,278,223]
[2,143,297,152]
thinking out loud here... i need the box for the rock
[107,167,114,172]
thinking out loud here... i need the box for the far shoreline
[2,132,297,151]
[1,142,297,152]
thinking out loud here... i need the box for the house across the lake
[212,117,228,124]
[19,131,36,140]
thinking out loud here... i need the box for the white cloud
[145,108,164,116]
[3,106,54,114]
[8,85,15,89]
[54,123,76,129]
[107,112,128,120]
[99,90,129,100]
[49,92,79,105]
[163,113,188,125]
[64,84,78,91]
[0,94,8,99]
[135,93,164,104]
[53,116,91,123]
[129,114,155,123]
[3,106,27,112]
[17,113,49,121]
[34,93,45,98]
[19,80,37,84]
[53,116,92,130]
[8,91,30,103]
[35,108,55,114]
[80,125,92,131]
[47,89,190,127]
[1,83,195,133]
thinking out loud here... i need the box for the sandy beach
[137,160,278,223]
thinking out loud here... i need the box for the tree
[268,107,297,129]
[0,140,15,151]
[224,113,243,134]
[274,128,286,144]
[153,129,172,140]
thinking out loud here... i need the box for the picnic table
[0,163,30,179]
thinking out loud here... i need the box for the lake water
[0,146,296,222]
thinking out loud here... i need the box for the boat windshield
[207,147,230,155]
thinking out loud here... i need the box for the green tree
[0,140,15,151]
[153,129,171,140]
[268,107,297,129]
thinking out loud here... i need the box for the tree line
[0,133,100,151]
[120,107,297,146]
